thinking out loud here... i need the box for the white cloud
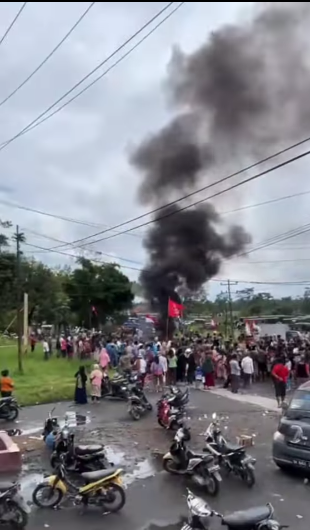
[0,1,309,301]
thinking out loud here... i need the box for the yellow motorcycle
[32,459,126,513]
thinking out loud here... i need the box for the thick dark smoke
[130,2,310,331]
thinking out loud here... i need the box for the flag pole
[166,298,170,341]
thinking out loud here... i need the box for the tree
[64,258,133,326]
[0,234,9,253]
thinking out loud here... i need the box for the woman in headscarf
[74,366,87,404]
[90,364,103,403]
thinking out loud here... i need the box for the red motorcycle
[157,387,189,430]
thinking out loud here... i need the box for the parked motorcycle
[32,456,126,513]
[0,481,30,528]
[50,427,109,471]
[42,407,59,440]
[163,427,222,496]
[0,397,19,422]
[128,381,152,420]
[204,413,256,488]
[157,387,189,430]
[182,489,288,530]
[101,372,135,400]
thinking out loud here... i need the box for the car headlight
[273,431,285,442]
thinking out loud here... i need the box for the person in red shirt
[272,358,289,407]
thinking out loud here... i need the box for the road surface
[10,389,308,530]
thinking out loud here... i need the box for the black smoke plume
[131,3,310,332]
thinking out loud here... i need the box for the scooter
[182,489,288,530]
[204,413,256,488]
[50,428,109,471]
[101,372,134,400]
[157,387,189,430]
[32,456,126,513]
[0,397,19,422]
[128,384,152,421]
[42,407,59,440]
[163,427,222,496]
[0,481,30,528]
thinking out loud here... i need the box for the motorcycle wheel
[157,418,166,429]
[205,474,220,497]
[163,458,180,475]
[101,483,126,513]
[32,483,63,508]
[4,406,19,422]
[6,501,28,529]
[242,465,256,488]
[146,403,153,411]
[129,407,141,421]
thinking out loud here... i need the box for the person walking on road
[272,357,289,407]
[241,352,254,389]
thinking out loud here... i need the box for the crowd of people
[67,329,310,406]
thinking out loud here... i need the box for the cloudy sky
[0,1,310,301]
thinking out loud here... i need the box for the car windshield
[289,390,310,412]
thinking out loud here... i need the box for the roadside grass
[0,345,94,406]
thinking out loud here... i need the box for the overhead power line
[22,240,310,286]
[0,2,27,47]
[52,144,310,253]
[2,188,310,241]
[0,2,183,152]
[0,2,96,108]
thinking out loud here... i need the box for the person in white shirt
[241,353,254,389]
[43,339,50,361]
[159,352,168,385]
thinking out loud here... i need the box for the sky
[0,1,310,302]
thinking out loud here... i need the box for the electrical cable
[0,2,27,47]
[0,2,183,152]
[0,2,96,108]
[53,144,310,252]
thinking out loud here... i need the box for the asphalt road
[12,389,308,530]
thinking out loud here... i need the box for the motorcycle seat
[222,505,272,528]
[82,468,117,482]
[224,442,245,453]
[188,450,214,463]
[75,445,103,455]
[0,482,15,491]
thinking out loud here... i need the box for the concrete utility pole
[15,225,23,373]
[220,279,238,338]
[23,292,28,354]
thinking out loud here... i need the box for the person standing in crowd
[241,351,254,389]
[99,345,110,373]
[74,366,87,405]
[167,348,177,385]
[202,351,215,389]
[159,350,168,385]
[90,364,102,403]
[43,337,50,360]
[229,353,241,394]
[151,355,164,392]
[272,357,289,407]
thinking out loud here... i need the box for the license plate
[113,477,123,486]
[292,459,310,467]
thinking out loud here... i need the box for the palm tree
[0,233,9,252]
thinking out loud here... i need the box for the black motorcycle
[101,372,133,400]
[128,383,152,420]
[0,397,19,422]
[182,489,288,530]
[204,413,256,488]
[50,428,110,471]
[163,427,222,496]
[42,407,59,440]
[0,481,30,528]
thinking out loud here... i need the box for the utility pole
[15,225,23,373]
[23,292,28,354]
[221,280,238,338]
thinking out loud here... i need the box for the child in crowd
[0,369,14,397]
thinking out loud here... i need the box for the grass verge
[0,345,94,406]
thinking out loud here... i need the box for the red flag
[91,306,98,316]
[168,299,184,318]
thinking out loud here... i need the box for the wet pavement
[1,389,309,529]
